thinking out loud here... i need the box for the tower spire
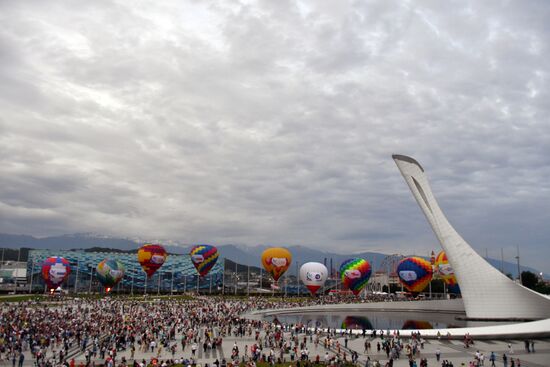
[393,154,550,320]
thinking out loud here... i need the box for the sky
[1,0,550,272]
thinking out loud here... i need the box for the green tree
[521,271,539,290]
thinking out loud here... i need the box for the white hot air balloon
[300,262,328,295]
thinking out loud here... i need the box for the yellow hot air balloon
[435,251,460,293]
[261,247,292,282]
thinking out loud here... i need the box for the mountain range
[0,232,540,277]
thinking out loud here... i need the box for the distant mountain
[0,233,188,255]
[78,247,136,254]
[0,232,139,251]
[0,232,542,277]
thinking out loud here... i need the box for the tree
[521,271,539,290]
[519,271,550,294]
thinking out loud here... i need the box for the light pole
[88,267,93,294]
[12,248,22,294]
[28,258,34,294]
[296,261,300,297]
[516,245,522,284]
[284,272,287,298]
[131,265,135,295]
[157,271,161,295]
[170,263,175,295]
[74,260,79,294]
[234,260,238,295]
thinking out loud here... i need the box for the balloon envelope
[138,244,167,277]
[41,256,71,290]
[435,251,458,286]
[340,258,372,296]
[300,262,328,295]
[190,245,219,276]
[402,320,433,330]
[261,247,292,282]
[96,259,125,291]
[447,283,461,294]
[396,257,433,293]
[341,316,373,330]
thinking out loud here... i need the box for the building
[0,261,27,292]
[27,249,224,293]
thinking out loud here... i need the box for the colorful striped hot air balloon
[190,245,219,276]
[340,258,372,296]
[402,320,433,330]
[341,316,373,330]
[41,256,71,291]
[434,251,460,293]
[447,283,461,294]
[261,247,292,282]
[96,259,125,293]
[137,244,167,278]
[396,257,433,293]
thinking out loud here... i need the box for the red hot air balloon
[42,256,71,291]
[137,244,167,277]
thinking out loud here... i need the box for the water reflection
[264,311,514,330]
[401,320,433,330]
[341,316,373,330]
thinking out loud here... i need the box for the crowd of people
[0,295,528,367]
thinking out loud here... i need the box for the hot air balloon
[41,256,71,291]
[96,259,125,293]
[396,257,433,293]
[402,320,433,330]
[189,245,219,276]
[434,251,460,293]
[137,244,167,277]
[261,247,292,283]
[299,262,328,295]
[340,258,372,296]
[341,316,373,330]
[447,283,461,294]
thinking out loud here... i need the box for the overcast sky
[1,0,550,272]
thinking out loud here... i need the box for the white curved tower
[393,154,550,320]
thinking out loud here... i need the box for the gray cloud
[1,0,550,272]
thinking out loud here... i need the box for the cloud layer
[1,0,550,272]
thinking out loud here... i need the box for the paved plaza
[10,325,549,367]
